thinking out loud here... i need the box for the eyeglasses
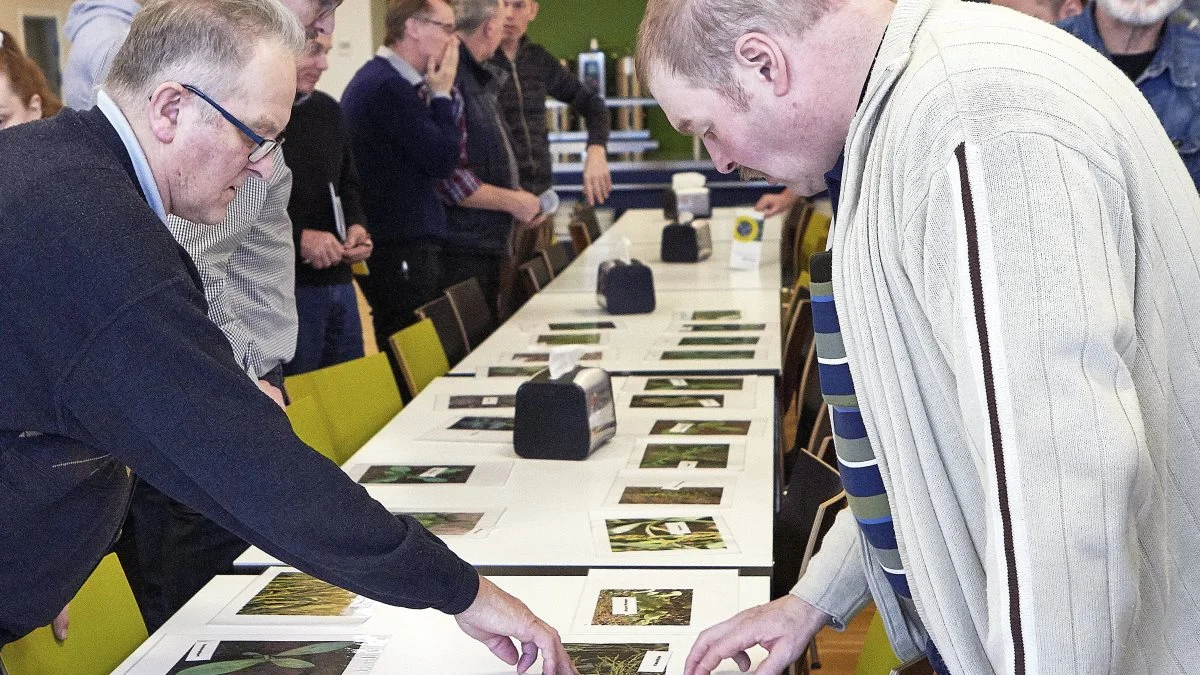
[305,0,343,39]
[415,15,457,34]
[182,84,283,163]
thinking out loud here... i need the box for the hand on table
[300,229,344,269]
[454,576,577,674]
[684,594,828,675]
[754,189,798,218]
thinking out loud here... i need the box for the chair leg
[809,637,822,670]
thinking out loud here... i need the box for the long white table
[237,376,777,575]
[450,289,782,377]
[604,206,784,244]
[541,239,782,293]
[115,572,770,674]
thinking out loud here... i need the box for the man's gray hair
[104,0,306,104]
[637,0,837,108]
[452,0,500,35]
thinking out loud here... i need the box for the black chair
[541,241,573,275]
[573,202,603,241]
[568,218,591,254]
[444,277,497,350]
[414,295,469,366]
[517,256,553,305]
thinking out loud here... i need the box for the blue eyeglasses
[182,84,283,163]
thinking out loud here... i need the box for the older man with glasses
[0,1,574,671]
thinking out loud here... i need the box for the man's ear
[734,32,789,96]
[147,82,184,144]
[529,0,540,21]
[1058,0,1083,20]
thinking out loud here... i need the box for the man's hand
[754,188,799,218]
[684,595,828,675]
[300,229,343,269]
[508,190,542,223]
[52,604,69,641]
[582,145,612,206]
[426,37,461,96]
[454,577,577,674]
[342,224,373,263]
[257,379,286,409]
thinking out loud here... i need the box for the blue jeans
[285,282,364,376]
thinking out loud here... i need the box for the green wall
[526,0,696,160]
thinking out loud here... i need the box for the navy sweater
[0,108,478,644]
[341,56,461,245]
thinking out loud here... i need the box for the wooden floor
[812,605,874,674]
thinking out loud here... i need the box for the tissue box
[514,367,617,460]
[661,218,713,262]
[596,259,656,314]
[663,186,712,220]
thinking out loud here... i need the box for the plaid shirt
[165,151,298,379]
[430,85,483,205]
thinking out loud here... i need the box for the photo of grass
[619,486,724,505]
[563,642,670,675]
[649,420,752,435]
[591,589,693,626]
[448,395,516,409]
[168,640,362,674]
[549,321,616,330]
[678,336,760,346]
[358,464,474,484]
[645,377,744,391]
[630,394,724,408]
[448,416,514,431]
[605,517,727,552]
[536,333,602,345]
[236,572,356,617]
[487,365,545,377]
[398,512,484,536]
[639,443,730,469]
[661,350,756,360]
[680,323,766,332]
[512,351,602,363]
[691,310,742,320]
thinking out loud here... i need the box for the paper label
[668,423,694,434]
[186,641,220,661]
[676,460,699,470]
[669,378,688,388]
[612,596,638,615]
[420,467,448,478]
[639,650,671,673]
[482,396,499,406]
[698,398,720,408]
[665,521,691,535]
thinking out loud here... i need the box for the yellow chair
[283,352,402,461]
[795,210,832,290]
[285,396,340,464]
[855,609,904,674]
[1,554,148,675]
[388,318,450,398]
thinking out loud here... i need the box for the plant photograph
[679,323,766,332]
[618,486,724,505]
[645,378,743,391]
[169,640,362,674]
[536,333,602,345]
[661,350,756,360]
[357,464,474,484]
[448,395,516,409]
[638,443,731,469]
[649,420,752,435]
[630,395,724,408]
[562,642,670,675]
[398,511,485,536]
[448,416,515,431]
[237,573,356,617]
[591,589,693,626]
[677,336,759,346]
[605,516,727,552]
[549,321,616,330]
[690,310,742,320]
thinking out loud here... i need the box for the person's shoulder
[1167,8,1200,42]
[520,40,559,64]
[0,110,135,206]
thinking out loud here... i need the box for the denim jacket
[1059,7,1200,189]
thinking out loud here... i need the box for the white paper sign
[729,209,764,270]
[639,651,671,673]
[677,460,699,470]
[669,378,688,388]
[482,396,499,406]
[698,398,720,408]
[185,641,219,661]
[419,467,448,478]
[665,521,691,535]
[612,596,638,615]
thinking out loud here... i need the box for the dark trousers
[113,480,248,632]
[284,282,364,376]
[357,241,441,398]
[440,248,502,316]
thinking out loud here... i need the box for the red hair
[0,29,62,117]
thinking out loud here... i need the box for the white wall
[319,0,375,100]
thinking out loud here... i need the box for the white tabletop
[115,572,770,674]
[604,207,784,244]
[237,376,777,574]
[541,239,782,293]
[449,290,782,377]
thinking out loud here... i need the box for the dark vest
[444,43,520,256]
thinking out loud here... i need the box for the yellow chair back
[285,396,340,464]
[283,352,402,462]
[388,318,450,398]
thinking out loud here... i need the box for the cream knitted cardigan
[791,0,1200,672]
